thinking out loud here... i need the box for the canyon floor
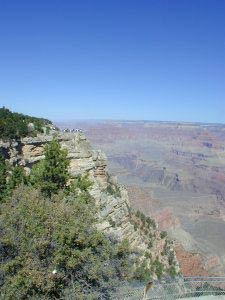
[57,120,225,276]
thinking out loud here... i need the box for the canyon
[0,130,179,279]
[56,120,225,276]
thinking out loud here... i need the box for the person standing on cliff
[143,281,154,299]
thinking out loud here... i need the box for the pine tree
[41,140,70,197]
[8,165,26,191]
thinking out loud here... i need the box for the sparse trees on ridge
[0,107,52,140]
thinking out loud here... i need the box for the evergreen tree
[29,160,45,186]
[40,140,70,197]
[7,166,27,191]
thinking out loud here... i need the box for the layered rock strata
[0,132,180,278]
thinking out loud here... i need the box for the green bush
[148,240,153,249]
[70,173,93,193]
[7,166,27,192]
[133,223,138,231]
[152,259,164,279]
[140,212,146,224]
[168,266,177,277]
[106,184,121,198]
[0,154,7,201]
[116,239,130,258]
[160,231,167,239]
[144,252,152,259]
[0,186,132,299]
[134,260,152,281]
[0,157,27,202]
[135,210,141,218]
[146,217,156,229]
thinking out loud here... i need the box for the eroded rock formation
[0,132,180,278]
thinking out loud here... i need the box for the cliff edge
[0,131,180,279]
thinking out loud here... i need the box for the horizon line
[53,118,225,126]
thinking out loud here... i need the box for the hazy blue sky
[0,0,224,123]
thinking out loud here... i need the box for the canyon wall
[0,131,180,279]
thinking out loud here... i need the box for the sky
[0,0,224,123]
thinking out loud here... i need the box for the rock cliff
[0,131,180,278]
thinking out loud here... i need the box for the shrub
[116,239,130,259]
[0,157,27,202]
[7,166,27,192]
[148,240,153,249]
[168,266,177,277]
[152,259,164,279]
[160,231,167,239]
[134,260,152,281]
[144,252,152,259]
[0,155,7,201]
[136,210,141,218]
[134,223,138,231]
[70,173,93,193]
[0,186,132,299]
[146,217,156,229]
[106,184,121,198]
[140,212,146,224]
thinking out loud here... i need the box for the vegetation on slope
[0,113,179,298]
[0,140,133,299]
[0,154,8,201]
[0,186,133,299]
[129,209,178,279]
[0,156,27,201]
[0,107,52,140]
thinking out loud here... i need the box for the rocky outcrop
[0,132,180,278]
